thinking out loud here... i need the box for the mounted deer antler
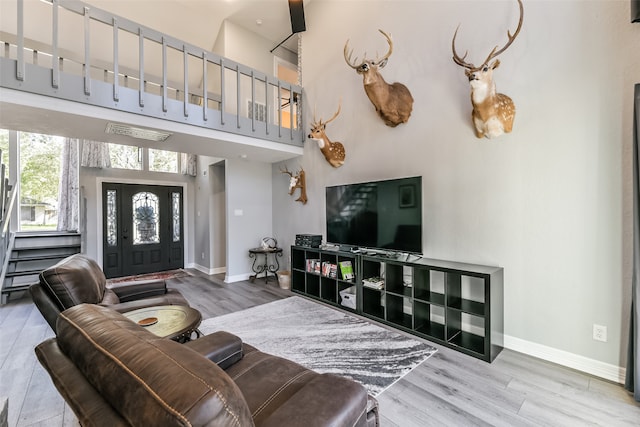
[280,166,307,204]
[344,29,413,127]
[452,0,524,139]
[308,102,345,168]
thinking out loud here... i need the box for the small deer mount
[452,0,524,139]
[281,166,307,204]
[308,101,345,168]
[344,29,414,127]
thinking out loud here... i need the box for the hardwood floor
[0,271,638,426]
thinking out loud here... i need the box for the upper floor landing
[0,0,304,161]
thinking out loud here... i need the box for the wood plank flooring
[0,271,638,426]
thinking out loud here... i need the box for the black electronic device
[295,234,322,248]
[326,176,423,254]
[633,0,640,23]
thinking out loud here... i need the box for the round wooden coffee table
[124,305,202,342]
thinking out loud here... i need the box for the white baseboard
[504,335,626,384]
[187,263,226,276]
[225,273,252,283]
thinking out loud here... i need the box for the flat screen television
[326,176,423,254]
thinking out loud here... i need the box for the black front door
[103,183,184,278]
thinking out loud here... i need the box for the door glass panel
[172,191,180,242]
[106,189,117,246]
[132,191,159,245]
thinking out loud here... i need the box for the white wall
[273,0,640,376]
[225,157,273,282]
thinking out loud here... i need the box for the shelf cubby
[362,287,384,320]
[414,301,445,341]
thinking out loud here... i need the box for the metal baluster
[113,18,119,102]
[52,0,59,88]
[83,7,91,95]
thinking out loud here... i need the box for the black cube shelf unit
[291,245,504,362]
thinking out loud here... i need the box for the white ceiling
[0,0,307,162]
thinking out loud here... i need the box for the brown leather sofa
[30,254,188,333]
[36,304,379,427]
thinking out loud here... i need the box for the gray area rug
[199,296,437,396]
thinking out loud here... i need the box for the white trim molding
[504,335,626,384]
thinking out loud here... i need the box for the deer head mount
[452,0,524,139]
[281,166,307,204]
[308,102,345,168]
[344,29,414,127]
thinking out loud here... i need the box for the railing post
[183,46,188,117]
[278,81,282,138]
[162,37,167,112]
[52,0,59,88]
[83,6,91,95]
[113,18,119,102]
[251,70,255,132]
[202,52,207,121]
[236,64,241,129]
[289,85,294,140]
[265,78,269,135]
[138,28,144,107]
[16,0,24,81]
[220,58,225,125]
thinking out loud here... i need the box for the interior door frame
[96,177,189,272]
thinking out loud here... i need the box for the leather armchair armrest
[184,331,243,370]
[105,279,167,302]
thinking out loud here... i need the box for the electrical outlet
[201,252,205,260]
[593,324,607,342]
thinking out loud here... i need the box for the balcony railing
[0,0,304,146]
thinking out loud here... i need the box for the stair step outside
[10,251,79,262]
[14,233,81,249]
[5,269,42,278]
[0,282,34,295]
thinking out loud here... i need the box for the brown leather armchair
[36,304,379,427]
[30,253,188,333]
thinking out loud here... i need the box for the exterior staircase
[0,231,81,304]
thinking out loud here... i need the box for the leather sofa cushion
[227,345,369,426]
[39,254,107,308]
[55,304,254,427]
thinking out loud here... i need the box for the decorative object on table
[280,165,307,204]
[295,233,322,248]
[248,246,283,283]
[344,29,413,127]
[307,101,346,167]
[199,296,437,397]
[260,237,278,250]
[451,0,524,139]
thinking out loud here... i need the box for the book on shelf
[363,277,385,290]
[321,262,338,278]
[329,263,338,279]
[339,260,354,281]
[306,259,321,273]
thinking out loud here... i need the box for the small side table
[124,305,202,343]
[248,247,283,284]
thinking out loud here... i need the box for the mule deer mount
[452,0,524,139]
[281,166,307,205]
[344,29,414,127]
[308,102,345,168]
